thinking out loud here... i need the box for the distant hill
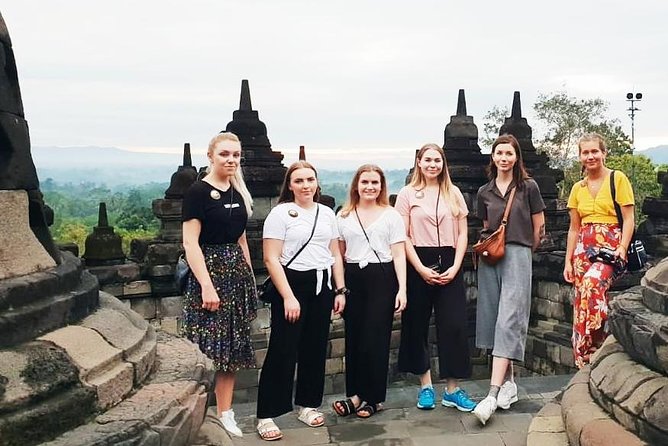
[638,145,668,164]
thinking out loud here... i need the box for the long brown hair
[339,164,389,217]
[277,161,321,204]
[487,134,530,189]
[409,143,462,217]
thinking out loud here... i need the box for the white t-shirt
[337,208,406,266]
[263,202,338,271]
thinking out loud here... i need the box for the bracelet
[334,287,350,296]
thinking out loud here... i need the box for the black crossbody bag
[610,170,647,272]
[354,208,385,274]
[258,205,320,303]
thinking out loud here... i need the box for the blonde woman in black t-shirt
[181,132,257,438]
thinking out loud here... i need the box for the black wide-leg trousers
[398,246,471,379]
[343,262,397,405]
[256,268,334,418]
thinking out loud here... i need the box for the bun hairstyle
[207,132,253,216]
[278,161,321,204]
[409,143,462,217]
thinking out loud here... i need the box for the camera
[588,247,617,265]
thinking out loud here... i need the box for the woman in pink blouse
[395,143,476,412]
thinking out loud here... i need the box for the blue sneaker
[441,388,476,412]
[417,386,436,410]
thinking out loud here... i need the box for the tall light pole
[626,92,642,183]
[626,92,642,153]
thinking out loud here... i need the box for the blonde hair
[577,132,607,154]
[207,132,253,216]
[409,143,462,217]
[339,164,389,217]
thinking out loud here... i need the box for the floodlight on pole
[626,92,642,184]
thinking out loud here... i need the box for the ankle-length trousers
[256,268,334,418]
[344,261,397,405]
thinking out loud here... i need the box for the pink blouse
[395,185,468,247]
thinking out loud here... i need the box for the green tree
[533,91,612,169]
[481,105,509,151]
[606,154,662,222]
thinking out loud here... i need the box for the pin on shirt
[415,190,425,199]
[210,190,221,200]
[288,209,299,218]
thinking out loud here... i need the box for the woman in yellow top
[563,133,635,368]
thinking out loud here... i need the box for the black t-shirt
[182,181,248,245]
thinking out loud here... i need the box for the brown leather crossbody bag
[473,186,516,265]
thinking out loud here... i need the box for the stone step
[41,332,213,446]
[0,292,162,445]
[609,289,668,375]
[0,251,81,312]
[559,359,650,446]
[0,269,99,348]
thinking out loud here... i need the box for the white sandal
[257,418,283,441]
[297,407,325,427]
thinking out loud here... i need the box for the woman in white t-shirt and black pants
[332,165,407,419]
[255,161,346,441]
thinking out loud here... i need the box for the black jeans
[256,268,334,418]
[398,246,471,379]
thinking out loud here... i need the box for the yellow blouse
[567,170,634,224]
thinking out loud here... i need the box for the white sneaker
[220,409,243,437]
[472,395,497,425]
[497,380,518,410]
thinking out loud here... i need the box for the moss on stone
[20,344,78,390]
[0,374,7,399]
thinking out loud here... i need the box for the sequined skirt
[181,243,257,372]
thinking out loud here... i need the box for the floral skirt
[571,223,623,369]
[181,243,257,372]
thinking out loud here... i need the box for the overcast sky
[2,1,666,169]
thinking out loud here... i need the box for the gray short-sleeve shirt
[476,178,545,248]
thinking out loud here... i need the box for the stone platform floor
[192,374,573,446]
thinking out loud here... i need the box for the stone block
[160,317,181,335]
[158,296,183,318]
[124,280,152,297]
[149,264,174,278]
[579,419,645,446]
[563,401,610,446]
[644,385,668,432]
[325,357,343,375]
[235,368,259,390]
[390,329,402,349]
[101,283,123,297]
[329,337,345,358]
[130,298,157,320]
[527,431,569,446]
[619,376,668,417]
[117,263,141,281]
[89,362,135,409]
[530,415,565,433]
[0,190,57,280]
[255,348,267,367]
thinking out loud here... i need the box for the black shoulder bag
[258,205,320,303]
[610,170,647,272]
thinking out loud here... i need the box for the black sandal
[356,403,383,419]
[332,398,358,416]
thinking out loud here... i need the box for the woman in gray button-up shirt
[472,134,545,426]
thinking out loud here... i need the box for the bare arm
[237,231,253,268]
[183,219,219,311]
[390,241,407,312]
[563,209,581,283]
[401,213,441,285]
[264,238,301,323]
[440,215,467,283]
[531,211,545,252]
[330,239,346,315]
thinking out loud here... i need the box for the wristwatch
[334,287,350,296]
